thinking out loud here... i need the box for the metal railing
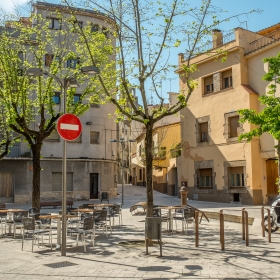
[184,31,235,59]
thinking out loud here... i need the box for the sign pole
[61,79,67,256]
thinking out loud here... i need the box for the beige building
[131,93,181,195]
[0,1,118,204]
[177,24,280,205]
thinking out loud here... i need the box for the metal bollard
[261,207,265,237]
[266,208,271,243]
[220,210,224,250]
[244,210,249,246]
[195,210,199,247]
[242,208,245,241]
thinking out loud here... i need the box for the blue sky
[1,0,279,103]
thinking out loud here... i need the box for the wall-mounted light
[86,121,92,125]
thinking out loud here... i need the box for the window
[199,168,213,188]
[224,112,243,142]
[52,172,73,191]
[199,122,208,142]
[222,69,233,89]
[66,58,80,69]
[73,94,81,104]
[229,116,239,138]
[48,18,61,30]
[204,75,214,94]
[52,92,60,104]
[70,21,83,32]
[91,24,108,38]
[45,129,60,142]
[90,103,100,108]
[229,167,244,187]
[90,131,99,144]
[139,169,142,180]
[45,54,54,66]
[159,147,166,158]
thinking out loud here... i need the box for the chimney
[212,29,223,48]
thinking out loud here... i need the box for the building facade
[177,25,280,205]
[0,2,118,204]
[131,92,181,195]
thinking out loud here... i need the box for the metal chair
[110,205,122,226]
[0,212,6,236]
[13,211,28,238]
[22,217,52,252]
[67,217,95,252]
[95,210,108,237]
[173,207,195,233]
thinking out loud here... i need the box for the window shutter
[229,116,239,137]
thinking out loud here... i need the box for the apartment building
[131,92,181,195]
[0,2,118,204]
[177,24,280,205]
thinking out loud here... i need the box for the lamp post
[110,138,136,205]
[27,65,99,256]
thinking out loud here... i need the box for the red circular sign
[57,114,82,141]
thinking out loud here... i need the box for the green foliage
[0,13,113,148]
[170,142,182,158]
[238,53,280,142]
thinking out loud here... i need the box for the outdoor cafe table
[87,204,114,208]
[39,214,79,248]
[154,206,186,232]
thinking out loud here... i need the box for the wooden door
[266,159,278,195]
[0,172,14,202]
[90,173,99,199]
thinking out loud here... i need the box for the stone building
[177,24,280,205]
[0,1,118,204]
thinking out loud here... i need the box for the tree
[238,52,280,194]
[0,13,113,210]
[66,0,255,216]
[0,106,19,159]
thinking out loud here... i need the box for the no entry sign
[57,114,82,141]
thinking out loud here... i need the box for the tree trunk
[31,143,42,210]
[277,140,280,193]
[145,122,154,217]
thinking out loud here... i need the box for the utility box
[145,217,162,256]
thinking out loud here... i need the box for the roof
[257,23,280,35]
[241,84,259,95]
[34,1,115,23]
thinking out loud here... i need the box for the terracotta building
[177,24,280,205]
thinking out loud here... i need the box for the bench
[0,203,6,209]
[130,202,147,215]
[40,199,73,209]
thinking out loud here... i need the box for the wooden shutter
[52,172,73,192]
[229,116,239,137]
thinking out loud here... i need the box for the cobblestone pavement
[0,184,279,280]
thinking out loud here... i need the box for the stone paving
[0,184,279,280]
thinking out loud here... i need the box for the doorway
[90,173,99,199]
[0,172,14,203]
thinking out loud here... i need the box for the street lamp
[110,138,136,205]
[27,65,99,256]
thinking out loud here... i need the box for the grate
[44,261,78,268]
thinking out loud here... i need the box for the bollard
[220,210,224,250]
[242,208,245,241]
[244,210,249,246]
[261,207,265,237]
[266,208,271,243]
[195,210,199,247]
[180,182,188,206]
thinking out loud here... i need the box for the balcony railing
[245,28,280,55]
[184,31,235,59]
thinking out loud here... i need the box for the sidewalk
[0,184,279,279]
